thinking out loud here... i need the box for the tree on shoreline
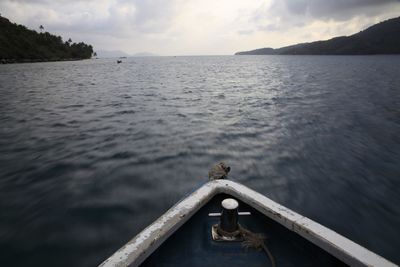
[0,15,94,62]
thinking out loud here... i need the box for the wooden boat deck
[141,193,347,267]
[99,180,397,267]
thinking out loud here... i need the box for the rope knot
[208,162,230,180]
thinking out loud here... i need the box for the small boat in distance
[99,163,397,267]
[117,60,122,64]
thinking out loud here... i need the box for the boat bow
[99,179,397,267]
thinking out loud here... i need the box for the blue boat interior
[141,193,348,267]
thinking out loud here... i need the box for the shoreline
[0,58,91,64]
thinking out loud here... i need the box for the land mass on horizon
[0,15,94,63]
[95,50,158,58]
[95,50,130,58]
[235,17,400,55]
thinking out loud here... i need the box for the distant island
[96,50,130,58]
[235,17,400,55]
[95,50,158,58]
[0,15,94,63]
[132,52,158,57]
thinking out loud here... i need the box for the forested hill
[235,17,400,55]
[0,15,94,63]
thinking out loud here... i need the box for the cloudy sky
[1,0,399,55]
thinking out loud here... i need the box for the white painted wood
[208,212,251,217]
[99,180,397,267]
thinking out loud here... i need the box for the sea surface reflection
[0,55,399,266]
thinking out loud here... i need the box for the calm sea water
[0,55,399,266]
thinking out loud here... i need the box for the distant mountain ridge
[235,17,400,55]
[95,51,158,58]
[96,50,130,58]
[132,52,158,57]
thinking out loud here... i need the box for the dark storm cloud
[270,0,400,20]
[252,0,400,32]
[0,0,181,35]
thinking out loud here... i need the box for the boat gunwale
[99,179,397,267]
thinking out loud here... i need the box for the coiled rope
[217,225,276,267]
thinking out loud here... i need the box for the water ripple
[0,56,399,266]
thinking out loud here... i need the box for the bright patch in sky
[1,0,399,55]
